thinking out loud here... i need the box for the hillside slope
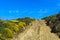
[11,20,60,40]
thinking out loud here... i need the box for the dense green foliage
[42,13,60,38]
[17,17,35,25]
[4,28,13,38]
[0,17,35,40]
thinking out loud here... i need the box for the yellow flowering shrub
[4,28,13,38]
[12,25,19,32]
[10,20,19,22]
[18,22,26,28]
[0,33,7,40]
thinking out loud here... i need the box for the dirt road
[11,20,60,40]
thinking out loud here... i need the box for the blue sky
[0,0,60,20]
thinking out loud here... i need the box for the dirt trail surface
[11,20,60,40]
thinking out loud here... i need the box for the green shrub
[10,20,19,23]
[9,24,19,32]
[0,17,35,39]
[0,33,7,40]
[18,22,26,27]
[4,28,13,38]
[18,22,26,28]
[17,17,35,25]
[3,21,19,32]
[12,25,19,32]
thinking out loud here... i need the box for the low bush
[4,28,13,38]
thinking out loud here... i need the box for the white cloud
[16,10,19,13]
[9,10,19,13]
[9,10,12,13]
[38,9,48,13]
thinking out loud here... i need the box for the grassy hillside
[42,13,60,38]
[0,13,60,40]
[0,17,35,40]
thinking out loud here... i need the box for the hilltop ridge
[11,20,60,40]
[0,13,60,40]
